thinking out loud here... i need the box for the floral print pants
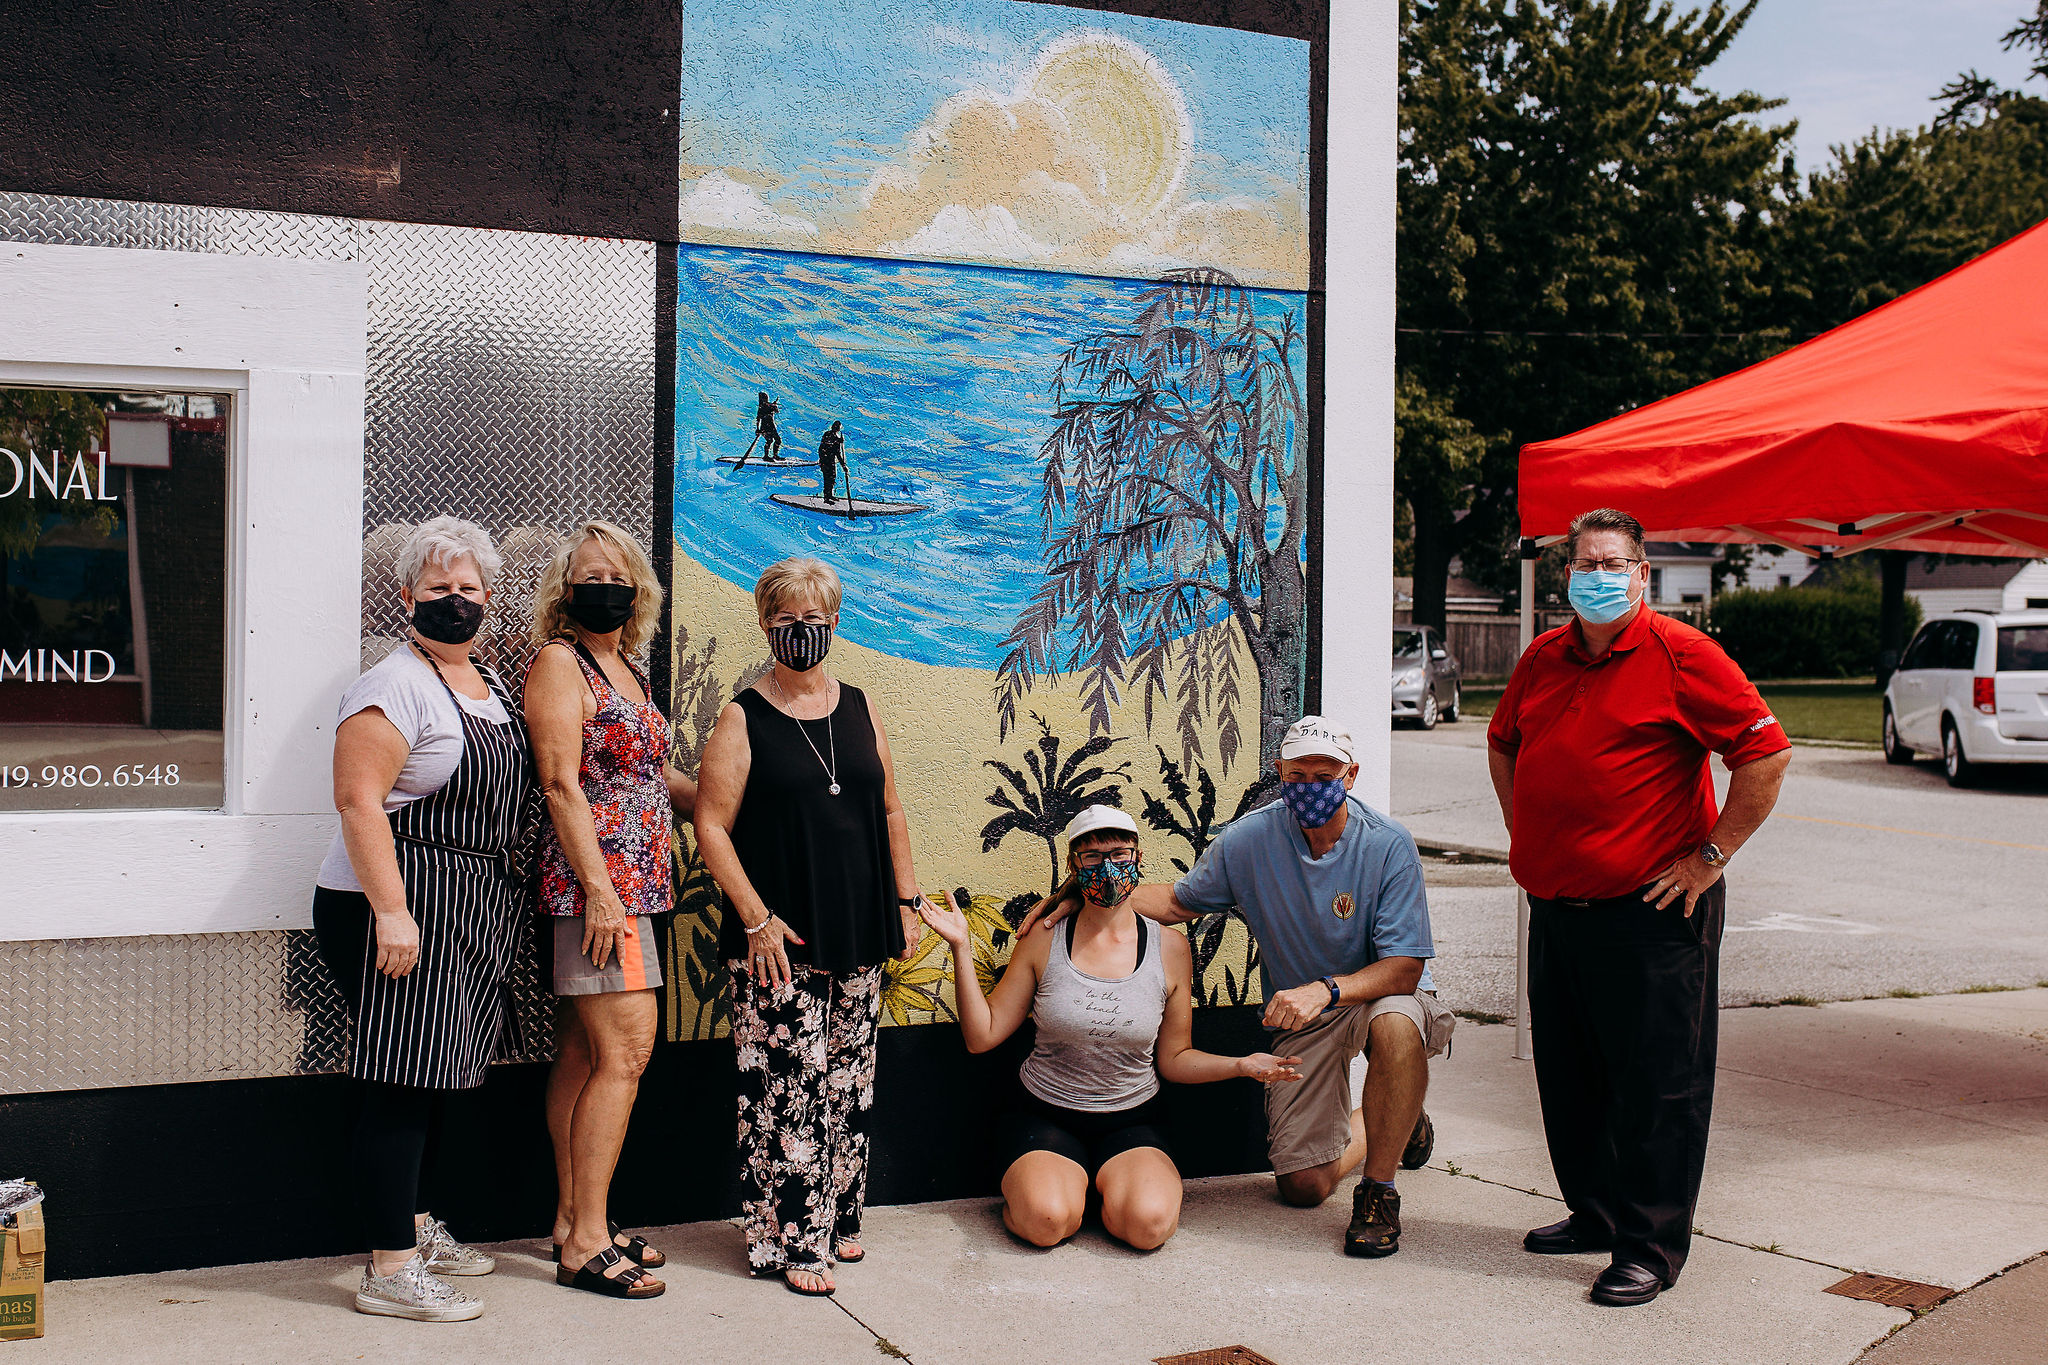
[729,961,883,1274]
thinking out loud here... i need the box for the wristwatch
[1698,842,1728,867]
[1321,975,1341,1013]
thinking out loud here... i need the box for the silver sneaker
[417,1217,497,1276]
[355,1253,484,1322]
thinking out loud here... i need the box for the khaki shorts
[551,915,664,996]
[1265,991,1455,1177]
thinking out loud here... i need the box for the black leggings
[313,886,444,1252]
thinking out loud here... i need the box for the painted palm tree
[981,711,1130,894]
[996,268,1307,772]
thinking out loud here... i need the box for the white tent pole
[1515,543,1537,1062]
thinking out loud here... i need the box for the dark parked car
[1392,626,1461,730]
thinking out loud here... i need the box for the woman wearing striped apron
[314,517,534,1323]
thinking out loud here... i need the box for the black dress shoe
[1590,1261,1666,1306]
[1523,1217,1613,1255]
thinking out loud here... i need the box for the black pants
[313,886,443,1252]
[1528,879,1723,1285]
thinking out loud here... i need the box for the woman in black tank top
[694,557,938,1298]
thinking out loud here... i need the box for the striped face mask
[768,620,833,671]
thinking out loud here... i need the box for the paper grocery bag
[0,1201,44,1341]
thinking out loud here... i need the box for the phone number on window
[0,763,182,789]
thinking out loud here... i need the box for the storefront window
[0,387,227,811]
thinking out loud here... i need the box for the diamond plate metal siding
[0,192,656,1095]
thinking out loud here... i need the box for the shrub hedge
[1709,579,1918,679]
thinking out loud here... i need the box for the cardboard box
[0,1199,43,1342]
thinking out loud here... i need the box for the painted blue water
[674,246,1306,668]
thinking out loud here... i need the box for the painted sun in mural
[680,0,1309,287]
[1023,32,1192,226]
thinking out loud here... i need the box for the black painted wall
[0,0,681,240]
[0,1009,1270,1281]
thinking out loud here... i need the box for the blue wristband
[1321,975,1341,1013]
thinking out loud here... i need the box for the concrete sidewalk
[19,990,2047,1364]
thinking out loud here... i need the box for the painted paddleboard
[770,493,929,518]
[716,455,810,468]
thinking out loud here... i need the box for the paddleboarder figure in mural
[739,392,783,466]
[818,421,847,504]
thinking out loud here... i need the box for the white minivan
[1882,610,2048,785]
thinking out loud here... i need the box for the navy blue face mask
[1279,776,1347,829]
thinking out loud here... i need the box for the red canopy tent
[1518,216,2048,559]
[1498,220,2048,1062]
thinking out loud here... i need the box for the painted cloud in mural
[680,1,1309,288]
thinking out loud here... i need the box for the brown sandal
[557,1246,664,1299]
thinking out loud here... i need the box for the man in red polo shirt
[1487,507,1791,1307]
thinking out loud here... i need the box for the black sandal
[556,1246,665,1299]
[782,1267,835,1297]
[835,1240,865,1264]
[550,1221,666,1269]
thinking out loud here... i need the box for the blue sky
[682,0,1307,200]
[679,0,1310,286]
[1714,0,2041,169]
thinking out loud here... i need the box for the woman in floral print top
[525,521,697,1301]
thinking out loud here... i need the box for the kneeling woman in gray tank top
[921,805,1301,1251]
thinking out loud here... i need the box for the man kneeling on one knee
[1030,715,1454,1256]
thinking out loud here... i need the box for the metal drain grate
[1155,1350,1281,1365]
[1824,1272,1956,1312]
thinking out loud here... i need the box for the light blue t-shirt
[1173,795,1436,997]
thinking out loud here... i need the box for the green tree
[1397,0,1791,625]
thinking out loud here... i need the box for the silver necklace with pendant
[770,673,840,796]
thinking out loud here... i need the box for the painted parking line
[1726,912,1884,935]
[1779,814,2048,854]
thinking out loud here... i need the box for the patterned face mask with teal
[1280,776,1348,830]
[1076,858,1142,908]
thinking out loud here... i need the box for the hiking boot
[355,1254,484,1321]
[417,1216,496,1276]
[1344,1180,1401,1258]
[1401,1109,1435,1170]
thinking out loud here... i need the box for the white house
[1645,542,1718,605]
[1902,558,2048,614]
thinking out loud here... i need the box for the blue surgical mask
[1568,568,1639,625]
[1280,777,1348,830]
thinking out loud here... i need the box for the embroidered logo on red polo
[1748,715,1779,732]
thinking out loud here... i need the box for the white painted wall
[1915,587,2006,615]
[1325,0,1399,813]
[2002,560,2048,609]
[1746,547,1815,589]
[1653,562,1713,604]
[0,243,366,940]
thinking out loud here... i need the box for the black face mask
[565,582,637,635]
[768,620,833,671]
[412,592,484,645]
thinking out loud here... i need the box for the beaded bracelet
[744,915,778,938]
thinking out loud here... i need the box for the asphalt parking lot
[1391,725,2048,1018]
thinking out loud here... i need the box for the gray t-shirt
[1174,796,1435,998]
[1019,916,1166,1113]
[315,646,510,893]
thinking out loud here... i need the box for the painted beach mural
[666,0,1313,1039]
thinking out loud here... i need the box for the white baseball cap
[1063,804,1138,843]
[1279,715,1354,764]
